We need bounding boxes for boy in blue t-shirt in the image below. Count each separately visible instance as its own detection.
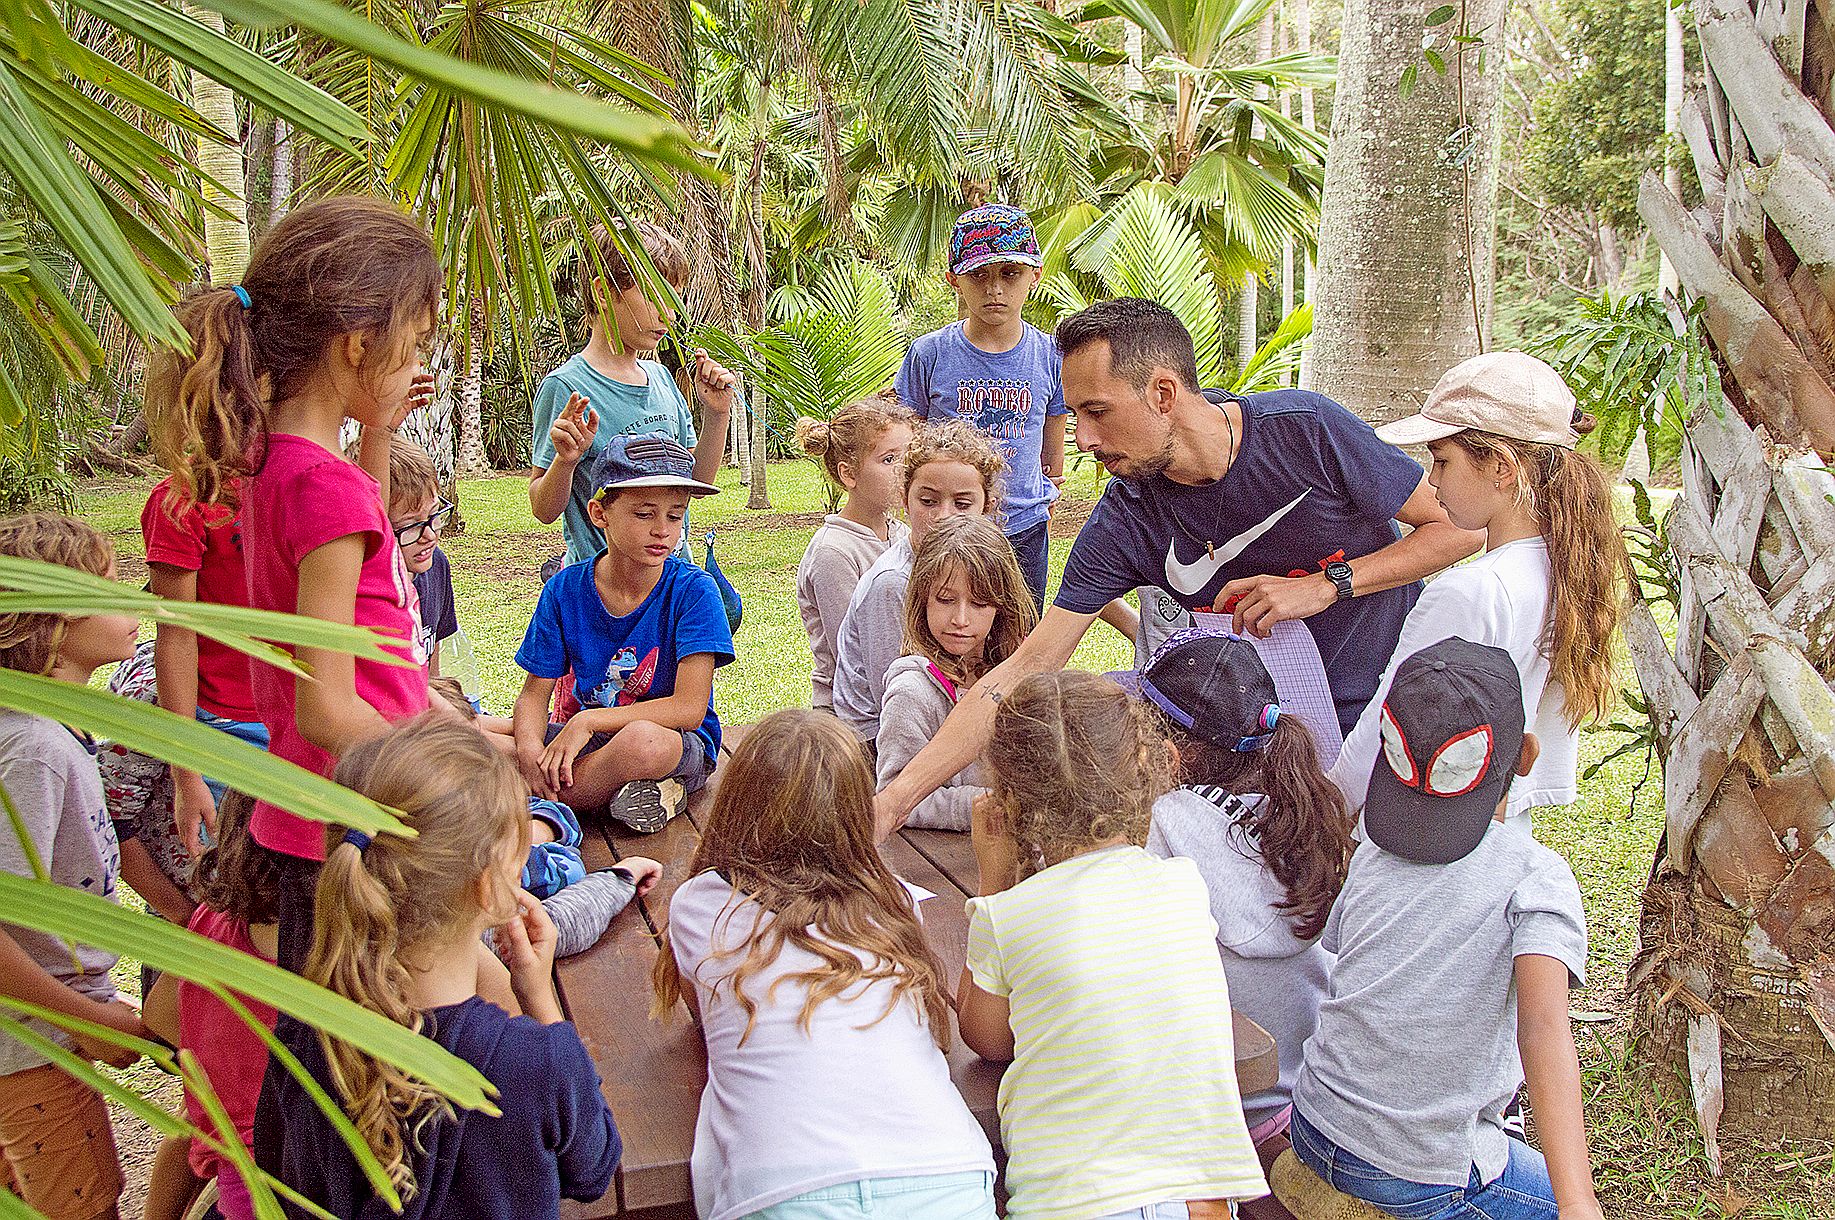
[529,220,737,568]
[896,204,1068,609]
[513,433,736,832]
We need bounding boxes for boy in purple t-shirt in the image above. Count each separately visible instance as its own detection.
[896,205,1067,609]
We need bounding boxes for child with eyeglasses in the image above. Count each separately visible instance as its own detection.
[377,436,516,748]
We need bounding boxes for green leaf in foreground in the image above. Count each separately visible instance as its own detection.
[0,671,412,838]
[0,874,496,1112]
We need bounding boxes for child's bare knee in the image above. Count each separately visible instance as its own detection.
[615,721,684,775]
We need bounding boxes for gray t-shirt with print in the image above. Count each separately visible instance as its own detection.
[0,709,122,1076]
[1293,820,1587,1188]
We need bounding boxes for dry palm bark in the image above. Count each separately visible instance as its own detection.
[1632,0,1835,1166]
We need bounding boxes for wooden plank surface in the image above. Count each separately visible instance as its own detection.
[558,724,1278,1215]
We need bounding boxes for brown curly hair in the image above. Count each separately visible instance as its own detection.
[652,709,951,1049]
[904,418,1006,514]
[984,670,1173,870]
[192,791,286,928]
[0,513,116,676]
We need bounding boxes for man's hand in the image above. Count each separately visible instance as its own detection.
[1214,571,1337,638]
[539,718,596,793]
[692,349,737,415]
[549,393,599,468]
[173,770,217,858]
[617,856,663,898]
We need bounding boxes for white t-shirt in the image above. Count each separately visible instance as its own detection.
[966,846,1267,1219]
[1329,537,1575,829]
[668,872,992,1220]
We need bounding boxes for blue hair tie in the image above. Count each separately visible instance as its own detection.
[1259,704,1281,732]
[229,284,252,310]
[342,828,372,853]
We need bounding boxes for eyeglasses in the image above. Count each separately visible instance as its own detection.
[393,498,454,547]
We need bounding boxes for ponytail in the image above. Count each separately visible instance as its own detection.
[147,196,441,509]
[313,714,528,1201]
[1452,430,1627,728]
[1174,716,1351,942]
[308,835,448,1202]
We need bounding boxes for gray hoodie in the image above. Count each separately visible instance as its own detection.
[1147,786,1334,1128]
[875,654,987,831]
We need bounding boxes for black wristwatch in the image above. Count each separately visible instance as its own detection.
[1325,559,1354,601]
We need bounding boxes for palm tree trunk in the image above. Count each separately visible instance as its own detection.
[1305,0,1508,419]
[1630,0,1835,1161]
[455,294,488,478]
[744,117,772,510]
[183,3,250,282]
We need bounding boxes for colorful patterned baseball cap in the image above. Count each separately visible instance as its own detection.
[949,204,1043,275]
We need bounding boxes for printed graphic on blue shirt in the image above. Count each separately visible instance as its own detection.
[514,555,735,757]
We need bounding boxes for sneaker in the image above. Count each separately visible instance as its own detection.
[608,778,686,834]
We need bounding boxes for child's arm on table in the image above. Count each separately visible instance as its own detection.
[513,673,561,799]
[293,535,394,758]
[1517,953,1604,1220]
[540,654,716,792]
[0,928,145,1067]
[957,793,1017,1062]
[147,564,217,856]
[116,835,195,925]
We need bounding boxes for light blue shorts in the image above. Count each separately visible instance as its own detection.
[746,1171,996,1219]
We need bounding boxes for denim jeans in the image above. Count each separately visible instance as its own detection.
[194,708,270,803]
[1289,1110,1555,1220]
[747,1170,996,1219]
[1007,519,1050,614]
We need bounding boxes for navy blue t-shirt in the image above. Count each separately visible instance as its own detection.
[1056,389,1424,731]
[268,996,619,1219]
[411,547,459,661]
[515,554,736,758]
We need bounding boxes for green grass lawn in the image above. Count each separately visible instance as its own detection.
[74,463,1833,1218]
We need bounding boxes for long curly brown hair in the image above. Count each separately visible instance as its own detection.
[652,710,951,1048]
[1172,719,1351,941]
[147,196,440,510]
[984,671,1174,870]
[1449,427,1627,727]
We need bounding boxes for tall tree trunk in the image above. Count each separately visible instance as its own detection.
[1296,0,1319,384]
[1660,0,1686,294]
[743,118,772,510]
[268,119,292,228]
[183,4,250,282]
[455,294,488,478]
[1305,0,1507,419]
[1630,0,1835,1161]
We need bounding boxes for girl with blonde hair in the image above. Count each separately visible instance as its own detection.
[876,515,1038,830]
[654,709,995,1219]
[960,671,1268,1219]
[260,716,620,1218]
[832,418,1006,747]
[794,396,914,709]
[1331,352,1628,829]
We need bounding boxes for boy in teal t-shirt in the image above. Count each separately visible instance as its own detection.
[530,220,737,566]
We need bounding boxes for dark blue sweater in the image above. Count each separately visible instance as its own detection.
[266,996,619,1219]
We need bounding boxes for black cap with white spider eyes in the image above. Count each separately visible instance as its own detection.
[1362,636,1525,865]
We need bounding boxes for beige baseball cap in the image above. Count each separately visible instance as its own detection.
[1377,351,1581,449]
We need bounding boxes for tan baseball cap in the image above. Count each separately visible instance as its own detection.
[1377,351,1581,449]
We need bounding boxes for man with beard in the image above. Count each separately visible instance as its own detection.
[875,296,1479,837]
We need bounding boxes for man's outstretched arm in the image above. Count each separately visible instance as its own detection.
[874,605,1097,840]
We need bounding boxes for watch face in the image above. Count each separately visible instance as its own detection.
[1327,561,1352,581]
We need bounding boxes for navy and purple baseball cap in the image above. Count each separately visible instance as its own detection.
[1114,629,1284,754]
[949,204,1043,276]
[591,433,719,499]
[1363,637,1525,864]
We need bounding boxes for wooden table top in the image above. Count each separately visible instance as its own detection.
[556,727,1279,1219]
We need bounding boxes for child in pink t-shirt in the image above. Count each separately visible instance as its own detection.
[148,195,442,971]
[145,793,281,1220]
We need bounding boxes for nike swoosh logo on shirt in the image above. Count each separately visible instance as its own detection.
[1163,489,1313,597]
